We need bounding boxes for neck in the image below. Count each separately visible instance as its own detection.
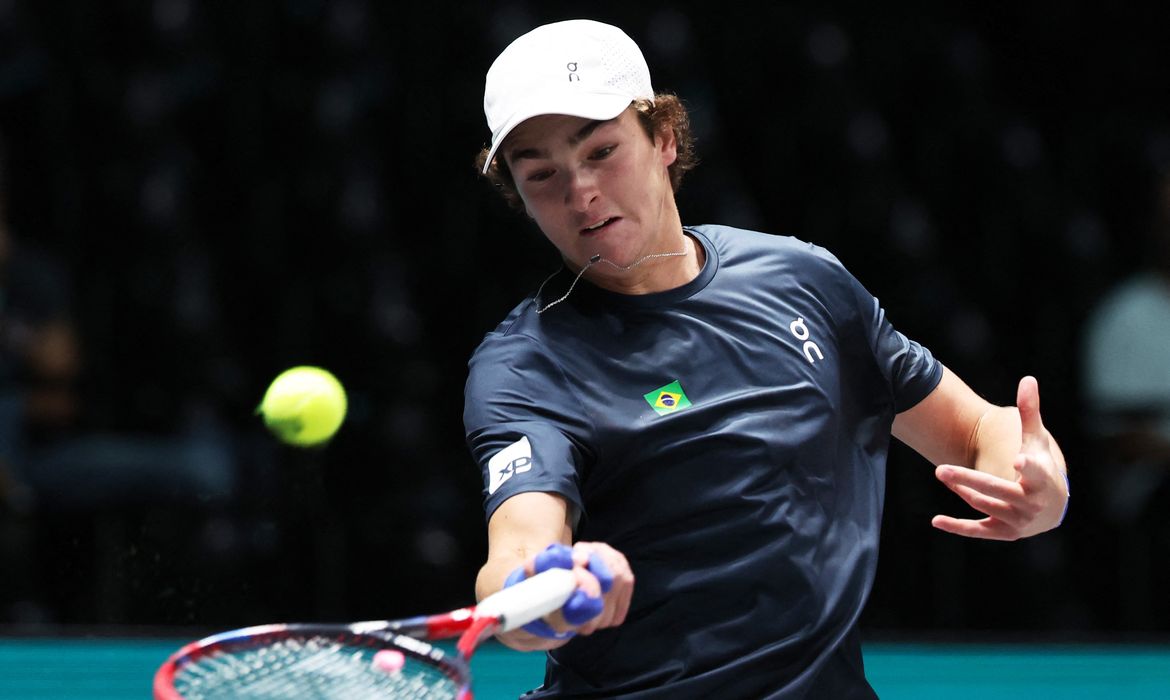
[583,230,702,296]
[535,224,705,315]
[583,198,702,294]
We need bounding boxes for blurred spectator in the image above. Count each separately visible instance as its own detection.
[1083,172,1170,491]
[0,140,235,514]
[0,138,81,622]
[0,144,81,513]
[1081,169,1170,626]
[0,137,238,624]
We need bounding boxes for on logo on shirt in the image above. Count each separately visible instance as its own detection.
[487,436,534,495]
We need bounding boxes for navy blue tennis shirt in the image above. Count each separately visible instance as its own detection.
[464,225,942,698]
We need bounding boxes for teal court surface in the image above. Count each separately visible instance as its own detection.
[1,636,1169,699]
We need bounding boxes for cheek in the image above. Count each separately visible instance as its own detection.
[519,188,554,222]
[603,159,638,192]
[518,192,568,240]
[611,158,658,200]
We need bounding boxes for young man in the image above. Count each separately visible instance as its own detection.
[465,19,1069,699]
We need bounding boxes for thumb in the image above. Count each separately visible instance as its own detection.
[1016,375,1048,448]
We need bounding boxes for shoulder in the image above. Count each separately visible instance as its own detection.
[469,294,546,359]
[469,317,547,374]
[692,224,846,275]
[691,225,858,311]
[696,226,890,340]
[467,304,567,396]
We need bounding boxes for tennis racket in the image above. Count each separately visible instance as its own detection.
[153,567,577,700]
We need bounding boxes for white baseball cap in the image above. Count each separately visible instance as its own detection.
[482,19,654,174]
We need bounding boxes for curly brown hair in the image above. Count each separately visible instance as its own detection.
[475,94,697,212]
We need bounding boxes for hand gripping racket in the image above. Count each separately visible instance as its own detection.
[153,567,577,700]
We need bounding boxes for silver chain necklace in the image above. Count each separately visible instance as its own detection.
[535,237,693,314]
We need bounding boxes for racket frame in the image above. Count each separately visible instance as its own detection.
[153,567,577,700]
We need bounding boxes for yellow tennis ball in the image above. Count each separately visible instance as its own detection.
[258,366,347,446]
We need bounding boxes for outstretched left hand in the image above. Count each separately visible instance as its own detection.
[932,376,1069,541]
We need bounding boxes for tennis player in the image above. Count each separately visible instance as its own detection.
[464,19,1069,699]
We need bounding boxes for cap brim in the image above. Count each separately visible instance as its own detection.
[482,92,634,174]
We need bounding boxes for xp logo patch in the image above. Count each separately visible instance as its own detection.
[644,380,693,416]
[487,436,533,495]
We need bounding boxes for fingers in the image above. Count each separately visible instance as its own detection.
[937,465,1040,528]
[933,464,1047,540]
[931,514,1021,541]
[570,542,634,634]
[936,464,1023,502]
[1016,376,1049,450]
[585,552,614,593]
[520,541,634,637]
[561,577,604,626]
[532,542,575,575]
[946,482,1021,525]
[1013,450,1052,492]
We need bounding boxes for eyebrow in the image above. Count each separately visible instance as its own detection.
[508,119,607,164]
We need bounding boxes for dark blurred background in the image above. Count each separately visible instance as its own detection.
[1,0,1168,639]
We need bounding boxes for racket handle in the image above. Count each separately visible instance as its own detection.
[477,567,577,632]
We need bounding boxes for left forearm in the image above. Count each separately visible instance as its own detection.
[972,404,1067,480]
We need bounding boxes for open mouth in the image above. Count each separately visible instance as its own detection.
[580,217,618,235]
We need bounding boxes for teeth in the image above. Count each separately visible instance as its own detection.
[584,218,611,231]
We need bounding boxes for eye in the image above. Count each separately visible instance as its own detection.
[525,169,554,183]
[590,145,616,160]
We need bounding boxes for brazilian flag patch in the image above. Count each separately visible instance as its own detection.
[644,380,693,416]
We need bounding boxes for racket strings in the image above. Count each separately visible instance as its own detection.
[173,636,459,699]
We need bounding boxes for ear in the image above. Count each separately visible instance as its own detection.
[656,125,678,168]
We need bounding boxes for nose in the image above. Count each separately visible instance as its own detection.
[564,168,599,211]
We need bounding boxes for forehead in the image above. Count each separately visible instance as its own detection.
[504,109,639,155]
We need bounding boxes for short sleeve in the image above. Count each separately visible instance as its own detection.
[463,332,590,522]
[821,249,943,413]
[862,295,943,412]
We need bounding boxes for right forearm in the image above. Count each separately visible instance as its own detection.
[478,492,577,651]
[475,554,525,603]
